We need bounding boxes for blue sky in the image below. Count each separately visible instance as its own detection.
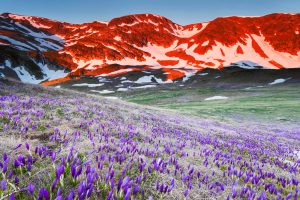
[1,0,299,24]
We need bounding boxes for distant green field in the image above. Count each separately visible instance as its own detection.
[123,84,300,123]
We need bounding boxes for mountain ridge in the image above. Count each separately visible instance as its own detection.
[0,12,300,85]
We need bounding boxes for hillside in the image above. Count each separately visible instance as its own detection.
[0,78,299,199]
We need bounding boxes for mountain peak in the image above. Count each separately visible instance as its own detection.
[108,13,176,27]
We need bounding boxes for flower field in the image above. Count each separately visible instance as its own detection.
[0,79,299,200]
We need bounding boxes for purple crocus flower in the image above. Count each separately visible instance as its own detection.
[110,179,115,189]
[286,193,292,200]
[292,178,299,186]
[159,184,164,193]
[17,154,25,166]
[27,157,32,171]
[184,189,189,198]
[77,182,85,196]
[56,187,62,197]
[133,184,140,195]
[123,176,130,186]
[13,159,20,168]
[258,191,267,200]
[87,186,93,198]
[2,162,8,173]
[3,153,8,161]
[117,177,123,191]
[232,185,237,199]
[71,165,76,178]
[56,165,65,179]
[66,190,75,200]
[9,193,14,200]
[76,166,83,177]
[25,142,30,150]
[124,188,131,200]
[14,176,19,185]
[14,144,22,150]
[8,170,13,179]
[51,178,58,191]
[32,124,37,130]
[106,190,113,200]
[38,188,49,200]
[51,152,56,162]
[27,183,35,195]
[1,179,6,191]
[197,171,201,178]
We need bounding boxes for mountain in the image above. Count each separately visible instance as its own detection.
[0,12,300,85]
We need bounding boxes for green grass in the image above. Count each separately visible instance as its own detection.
[123,84,300,123]
[37,124,47,131]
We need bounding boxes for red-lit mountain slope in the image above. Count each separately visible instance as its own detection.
[0,13,299,84]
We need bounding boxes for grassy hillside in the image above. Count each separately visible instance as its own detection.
[123,84,300,124]
[0,78,299,200]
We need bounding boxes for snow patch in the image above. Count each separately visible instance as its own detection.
[233,61,261,69]
[132,85,156,89]
[3,60,68,84]
[148,19,159,26]
[72,83,104,87]
[205,96,228,101]
[269,78,290,85]
[117,88,129,92]
[135,75,164,84]
[202,41,210,46]
[5,60,12,67]
[36,63,68,81]
[182,71,196,82]
[0,35,35,50]
[104,96,118,100]
[90,90,115,94]
[15,22,63,43]
[114,36,122,41]
[11,66,41,84]
[199,73,208,76]
[119,21,139,27]
[173,69,197,82]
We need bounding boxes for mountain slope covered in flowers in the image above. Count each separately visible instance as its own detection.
[0,78,299,200]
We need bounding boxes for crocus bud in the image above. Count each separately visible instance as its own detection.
[1,179,6,191]
[9,193,14,200]
[27,183,35,195]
